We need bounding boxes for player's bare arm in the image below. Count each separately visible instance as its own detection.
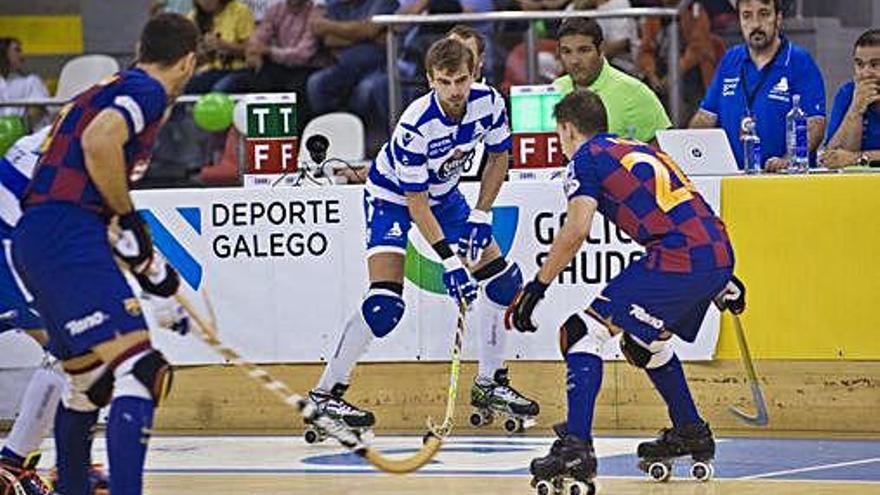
[406,191,447,246]
[81,109,135,215]
[475,150,509,212]
[535,196,597,285]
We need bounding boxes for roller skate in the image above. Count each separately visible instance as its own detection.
[470,368,539,434]
[529,423,596,495]
[0,453,55,495]
[303,383,375,444]
[637,421,715,483]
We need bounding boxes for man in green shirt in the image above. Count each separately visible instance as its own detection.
[554,17,672,145]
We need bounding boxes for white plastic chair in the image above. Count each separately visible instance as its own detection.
[55,55,120,100]
[299,112,366,164]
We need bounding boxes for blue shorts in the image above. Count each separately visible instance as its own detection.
[588,258,732,344]
[364,189,471,256]
[0,224,43,333]
[12,203,147,360]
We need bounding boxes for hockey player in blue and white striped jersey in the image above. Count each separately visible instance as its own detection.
[308,37,540,433]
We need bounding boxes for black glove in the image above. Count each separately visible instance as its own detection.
[713,275,746,315]
[504,279,549,333]
[135,257,180,298]
[113,211,153,272]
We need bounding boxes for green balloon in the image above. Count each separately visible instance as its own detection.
[193,92,234,132]
[0,116,26,155]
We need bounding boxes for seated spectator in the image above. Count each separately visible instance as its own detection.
[186,0,255,94]
[638,0,724,119]
[306,0,397,122]
[689,0,825,172]
[570,0,641,76]
[821,29,880,169]
[0,37,50,129]
[244,0,327,130]
[241,0,285,23]
[554,18,672,144]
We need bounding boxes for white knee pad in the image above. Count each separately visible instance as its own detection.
[621,333,674,369]
[559,312,612,356]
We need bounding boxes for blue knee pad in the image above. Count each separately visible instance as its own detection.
[361,283,405,338]
[484,261,523,307]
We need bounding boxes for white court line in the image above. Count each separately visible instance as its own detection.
[741,457,880,480]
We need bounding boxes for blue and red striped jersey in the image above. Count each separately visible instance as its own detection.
[564,133,734,273]
[23,68,167,216]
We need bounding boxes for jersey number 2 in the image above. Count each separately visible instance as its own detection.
[619,151,696,212]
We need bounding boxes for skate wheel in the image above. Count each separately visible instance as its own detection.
[503,417,523,434]
[303,428,320,444]
[691,461,714,482]
[470,412,485,427]
[535,479,554,495]
[647,461,671,482]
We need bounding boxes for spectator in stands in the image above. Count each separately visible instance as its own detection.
[820,29,880,169]
[570,0,641,76]
[638,0,724,120]
[305,0,397,120]
[553,18,672,144]
[150,0,194,15]
[186,0,255,93]
[0,37,49,128]
[244,0,327,129]
[690,0,825,172]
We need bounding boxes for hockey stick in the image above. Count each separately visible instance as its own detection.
[173,292,443,474]
[426,299,468,438]
[728,314,769,427]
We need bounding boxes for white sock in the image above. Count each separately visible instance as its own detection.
[316,309,374,393]
[475,296,507,382]
[4,362,65,457]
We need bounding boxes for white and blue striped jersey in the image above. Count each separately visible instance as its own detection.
[0,126,48,230]
[367,82,511,205]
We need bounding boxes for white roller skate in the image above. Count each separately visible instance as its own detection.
[304,383,375,444]
[470,368,539,434]
[637,421,715,483]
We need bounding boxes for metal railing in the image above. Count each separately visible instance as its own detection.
[372,7,682,125]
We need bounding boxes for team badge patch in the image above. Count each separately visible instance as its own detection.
[124,297,142,317]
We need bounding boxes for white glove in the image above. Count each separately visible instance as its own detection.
[143,294,190,335]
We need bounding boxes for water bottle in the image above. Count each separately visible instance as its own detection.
[785,94,809,173]
[741,117,762,174]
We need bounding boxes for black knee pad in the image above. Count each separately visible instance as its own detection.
[85,368,115,408]
[620,333,652,368]
[558,313,588,356]
[133,350,174,406]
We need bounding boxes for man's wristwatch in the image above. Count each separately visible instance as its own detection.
[857,152,869,167]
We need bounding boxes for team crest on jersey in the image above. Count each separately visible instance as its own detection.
[437,148,475,181]
[124,297,142,317]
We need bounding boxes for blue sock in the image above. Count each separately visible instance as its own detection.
[0,446,25,466]
[565,352,603,442]
[646,353,702,427]
[54,404,99,495]
[107,396,154,495]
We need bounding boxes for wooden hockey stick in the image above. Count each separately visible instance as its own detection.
[728,314,769,427]
[174,292,443,474]
[426,300,468,438]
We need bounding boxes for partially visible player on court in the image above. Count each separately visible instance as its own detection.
[307,38,539,431]
[11,14,198,495]
[507,90,745,485]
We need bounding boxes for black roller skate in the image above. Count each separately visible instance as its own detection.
[470,368,540,434]
[637,421,715,482]
[304,383,375,444]
[529,423,596,495]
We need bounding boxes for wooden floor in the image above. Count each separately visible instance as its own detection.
[144,474,879,495]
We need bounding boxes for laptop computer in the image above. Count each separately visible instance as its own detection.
[656,129,740,176]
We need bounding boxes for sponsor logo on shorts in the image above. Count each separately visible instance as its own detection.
[65,311,109,336]
[124,298,142,317]
[628,304,664,330]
